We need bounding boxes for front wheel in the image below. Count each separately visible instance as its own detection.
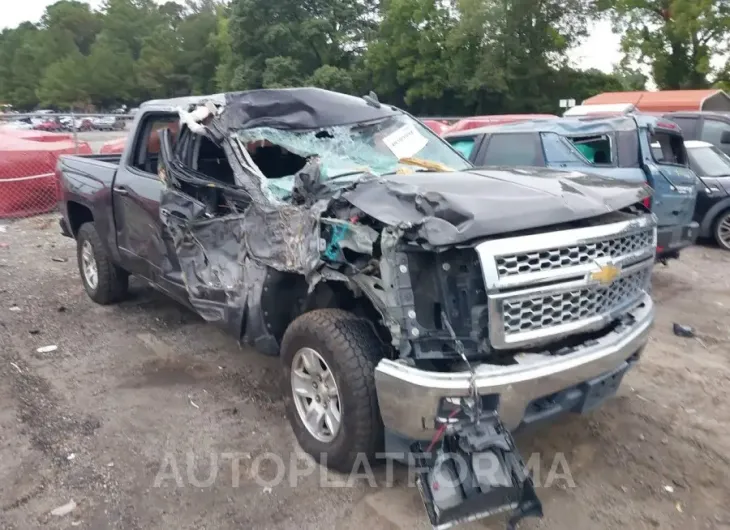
[280,309,384,473]
[714,210,730,251]
[76,223,129,304]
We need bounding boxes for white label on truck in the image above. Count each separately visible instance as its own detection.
[382,123,428,159]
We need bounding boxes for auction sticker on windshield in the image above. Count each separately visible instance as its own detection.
[382,123,429,159]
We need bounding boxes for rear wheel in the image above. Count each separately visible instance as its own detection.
[280,309,384,473]
[714,210,730,251]
[76,223,129,304]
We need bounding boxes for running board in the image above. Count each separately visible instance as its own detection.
[413,412,543,530]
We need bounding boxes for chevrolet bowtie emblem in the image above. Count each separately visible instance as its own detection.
[590,263,620,285]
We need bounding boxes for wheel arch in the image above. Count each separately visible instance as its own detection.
[256,270,393,353]
[66,200,94,236]
[699,197,730,238]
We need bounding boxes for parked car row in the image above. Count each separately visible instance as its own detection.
[1,115,128,132]
[431,110,730,254]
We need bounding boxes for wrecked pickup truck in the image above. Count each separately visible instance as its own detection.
[59,88,656,529]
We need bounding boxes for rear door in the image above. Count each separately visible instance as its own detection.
[112,111,181,283]
[643,127,697,228]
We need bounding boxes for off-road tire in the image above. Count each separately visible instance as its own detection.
[714,209,730,251]
[76,222,129,304]
[280,309,384,473]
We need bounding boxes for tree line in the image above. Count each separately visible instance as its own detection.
[0,0,728,115]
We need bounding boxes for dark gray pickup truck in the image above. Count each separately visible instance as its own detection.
[59,88,657,529]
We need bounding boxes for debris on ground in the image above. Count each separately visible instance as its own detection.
[58,306,67,312]
[29,329,40,335]
[67,453,76,461]
[10,362,22,373]
[0,225,7,233]
[36,345,58,353]
[188,397,200,409]
[50,500,77,516]
[51,257,68,263]
[664,485,674,493]
[673,323,695,337]
[9,305,21,312]
[0,242,8,249]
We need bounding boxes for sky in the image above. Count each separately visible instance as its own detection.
[1,1,625,75]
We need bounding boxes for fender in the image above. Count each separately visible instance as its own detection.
[699,197,730,238]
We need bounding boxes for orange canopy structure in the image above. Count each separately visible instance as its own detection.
[582,90,730,113]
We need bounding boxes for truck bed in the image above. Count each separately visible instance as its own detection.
[58,153,119,187]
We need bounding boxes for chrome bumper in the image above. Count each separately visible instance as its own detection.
[374,294,654,440]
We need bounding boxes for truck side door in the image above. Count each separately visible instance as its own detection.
[112,111,181,284]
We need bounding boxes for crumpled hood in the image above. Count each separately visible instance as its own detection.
[341,166,650,246]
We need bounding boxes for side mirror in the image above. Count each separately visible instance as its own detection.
[720,130,730,144]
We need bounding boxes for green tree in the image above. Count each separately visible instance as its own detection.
[177,6,220,94]
[36,50,90,108]
[85,38,136,108]
[601,0,730,89]
[212,9,235,91]
[365,0,455,112]
[308,65,355,94]
[0,24,45,109]
[41,1,102,55]
[228,0,376,89]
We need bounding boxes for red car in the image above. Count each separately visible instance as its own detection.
[446,114,558,134]
[33,119,63,132]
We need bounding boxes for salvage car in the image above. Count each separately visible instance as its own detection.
[443,115,699,262]
[58,88,657,529]
[673,141,730,250]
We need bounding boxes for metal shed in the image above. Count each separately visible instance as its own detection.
[582,90,730,113]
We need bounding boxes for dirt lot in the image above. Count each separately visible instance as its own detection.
[1,215,729,530]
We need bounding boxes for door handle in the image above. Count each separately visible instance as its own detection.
[113,186,129,196]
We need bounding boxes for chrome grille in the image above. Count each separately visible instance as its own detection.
[496,229,653,278]
[476,215,657,349]
[502,267,651,335]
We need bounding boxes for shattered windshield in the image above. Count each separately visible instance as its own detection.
[233,114,471,198]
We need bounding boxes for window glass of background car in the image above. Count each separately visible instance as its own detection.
[541,132,586,165]
[669,117,699,138]
[687,145,730,177]
[483,133,542,166]
[446,137,477,159]
[132,116,179,174]
[648,131,687,166]
[568,134,613,165]
[700,119,730,147]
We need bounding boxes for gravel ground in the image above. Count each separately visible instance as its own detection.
[0,215,729,530]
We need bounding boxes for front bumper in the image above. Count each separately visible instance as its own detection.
[656,221,698,257]
[374,294,654,441]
